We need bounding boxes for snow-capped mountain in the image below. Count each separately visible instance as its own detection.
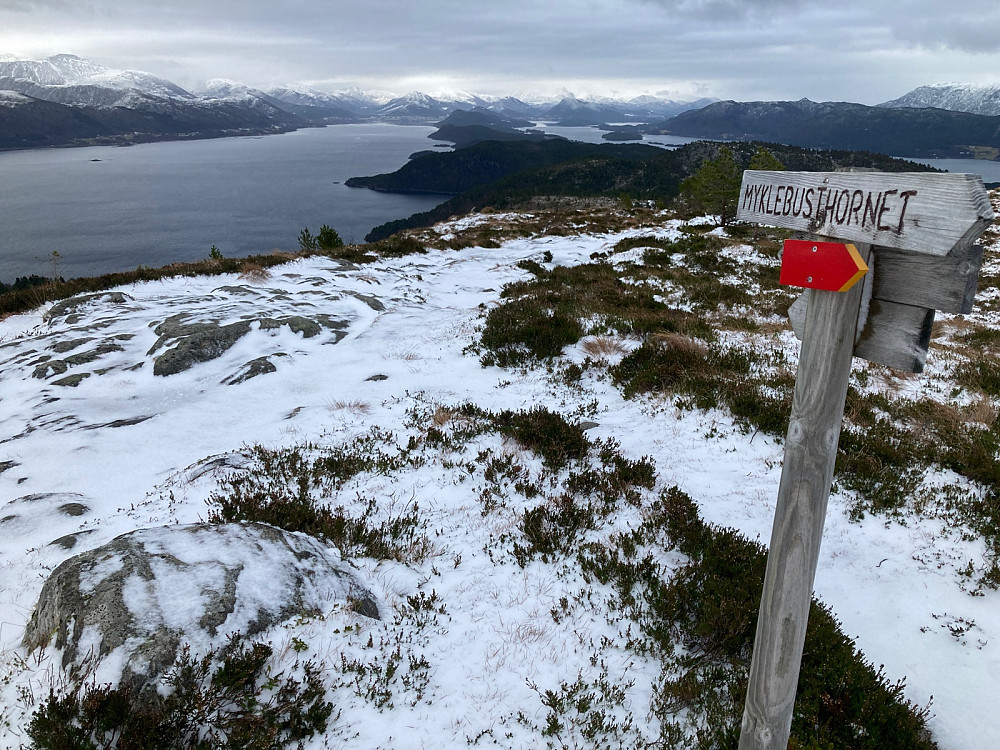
[376,91,455,121]
[625,95,719,119]
[486,95,549,118]
[0,52,721,150]
[879,83,1000,117]
[323,86,396,114]
[0,53,193,99]
[0,53,107,85]
[540,95,640,125]
[264,84,393,118]
[195,78,270,101]
[0,55,307,149]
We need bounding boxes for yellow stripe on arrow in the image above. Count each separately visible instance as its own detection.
[837,244,869,292]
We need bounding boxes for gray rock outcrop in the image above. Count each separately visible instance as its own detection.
[23,522,379,690]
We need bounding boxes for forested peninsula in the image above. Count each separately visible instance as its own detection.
[348,135,938,241]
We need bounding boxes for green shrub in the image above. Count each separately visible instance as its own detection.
[479,298,584,366]
[614,487,936,749]
[501,406,589,469]
[28,636,333,750]
[955,354,1000,398]
[205,432,429,563]
[610,336,791,435]
[369,234,426,257]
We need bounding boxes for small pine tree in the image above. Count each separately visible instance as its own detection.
[748,146,786,172]
[298,228,319,252]
[680,146,742,225]
[317,224,344,251]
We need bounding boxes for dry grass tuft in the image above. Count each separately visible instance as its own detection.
[328,399,372,415]
[432,406,455,426]
[581,336,628,359]
[965,396,998,427]
[649,331,709,358]
[383,349,422,362]
[238,262,271,283]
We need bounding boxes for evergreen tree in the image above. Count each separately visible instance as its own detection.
[680,146,742,225]
[317,224,344,250]
[749,146,786,171]
[298,228,319,252]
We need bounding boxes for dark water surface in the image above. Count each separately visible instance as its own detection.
[3,123,996,283]
[910,157,1000,185]
[0,124,446,280]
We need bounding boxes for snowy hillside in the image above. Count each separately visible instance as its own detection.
[1,200,999,748]
[880,83,1000,117]
[0,53,193,99]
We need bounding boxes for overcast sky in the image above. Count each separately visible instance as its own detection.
[2,0,999,103]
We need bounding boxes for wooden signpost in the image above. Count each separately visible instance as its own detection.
[735,170,994,750]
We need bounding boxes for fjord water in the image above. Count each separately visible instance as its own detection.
[0,125,447,281]
[3,123,996,283]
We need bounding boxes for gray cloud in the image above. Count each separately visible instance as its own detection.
[635,0,805,21]
[0,0,997,103]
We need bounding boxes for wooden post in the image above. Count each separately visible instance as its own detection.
[735,169,993,749]
[739,244,871,749]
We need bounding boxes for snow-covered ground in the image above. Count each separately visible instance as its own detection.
[1,219,998,748]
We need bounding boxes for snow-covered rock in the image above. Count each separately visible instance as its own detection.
[22,522,379,690]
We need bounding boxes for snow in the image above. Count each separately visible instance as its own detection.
[1,218,999,747]
[0,90,30,107]
[880,82,1000,117]
[195,78,265,101]
[0,54,193,101]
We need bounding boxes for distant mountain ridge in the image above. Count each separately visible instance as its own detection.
[0,53,718,150]
[879,83,1000,117]
[0,54,308,149]
[656,98,1000,159]
[4,53,999,162]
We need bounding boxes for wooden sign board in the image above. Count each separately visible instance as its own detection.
[788,290,936,373]
[786,244,984,372]
[737,171,994,256]
[871,244,983,314]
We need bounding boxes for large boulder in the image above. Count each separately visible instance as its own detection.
[23,522,379,689]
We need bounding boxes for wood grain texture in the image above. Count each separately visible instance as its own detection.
[871,244,983,314]
[739,244,871,750]
[789,292,935,373]
[737,171,994,256]
[854,300,935,373]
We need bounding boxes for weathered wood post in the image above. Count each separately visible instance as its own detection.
[735,170,994,749]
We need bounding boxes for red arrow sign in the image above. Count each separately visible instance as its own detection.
[779,239,868,292]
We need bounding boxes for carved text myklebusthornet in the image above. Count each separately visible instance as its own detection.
[741,183,917,234]
[735,171,994,255]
